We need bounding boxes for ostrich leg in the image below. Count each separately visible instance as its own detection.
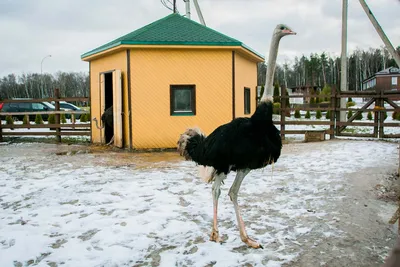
[228,169,263,249]
[106,135,114,146]
[210,173,226,243]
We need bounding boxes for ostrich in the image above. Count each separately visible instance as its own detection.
[177,24,296,249]
[93,105,114,145]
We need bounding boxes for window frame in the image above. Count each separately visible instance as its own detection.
[244,87,251,115]
[170,84,196,116]
[392,76,398,86]
[32,102,48,111]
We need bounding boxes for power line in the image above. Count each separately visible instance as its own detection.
[160,0,180,14]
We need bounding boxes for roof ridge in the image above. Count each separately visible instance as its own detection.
[81,14,177,57]
[118,13,177,41]
[175,13,241,43]
[81,13,264,60]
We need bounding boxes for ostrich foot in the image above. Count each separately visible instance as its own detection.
[241,235,263,249]
[210,229,222,243]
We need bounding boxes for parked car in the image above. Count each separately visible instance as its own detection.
[51,101,83,119]
[0,100,55,121]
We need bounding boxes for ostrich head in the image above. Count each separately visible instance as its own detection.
[273,24,296,38]
[261,24,296,102]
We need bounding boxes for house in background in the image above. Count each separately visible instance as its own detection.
[362,67,400,91]
[81,13,264,149]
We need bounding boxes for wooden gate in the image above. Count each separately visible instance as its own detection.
[277,88,400,140]
[336,90,400,138]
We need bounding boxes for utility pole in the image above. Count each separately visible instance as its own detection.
[340,0,348,122]
[358,0,400,68]
[40,54,51,98]
[184,0,191,19]
[193,0,206,26]
[173,0,177,13]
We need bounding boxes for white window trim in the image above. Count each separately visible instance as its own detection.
[392,76,398,86]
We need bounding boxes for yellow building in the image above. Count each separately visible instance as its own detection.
[81,13,264,149]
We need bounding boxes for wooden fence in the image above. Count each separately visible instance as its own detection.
[275,88,400,140]
[0,89,90,142]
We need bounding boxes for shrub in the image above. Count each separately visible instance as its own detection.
[321,84,331,102]
[80,113,88,122]
[356,112,363,120]
[48,114,56,124]
[60,113,67,123]
[325,110,331,119]
[383,111,388,121]
[35,114,43,124]
[23,115,30,125]
[294,109,301,118]
[346,101,356,108]
[367,111,373,121]
[392,111,400,121]
[316,110,322,119]
[5,115,14,130]
[310,97,315,104]
[347,110,353,119]
[305,110,311,119]
[347,97,353,102]
[273,83,280,103]
[284,90,290,110]
[5,115,14,125]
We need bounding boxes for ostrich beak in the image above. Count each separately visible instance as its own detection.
[283,29,296,35]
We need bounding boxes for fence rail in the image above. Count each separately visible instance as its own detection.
[0,88,90,142]
[273,87,400,140]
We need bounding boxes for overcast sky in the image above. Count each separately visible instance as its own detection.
[0,0,399,77]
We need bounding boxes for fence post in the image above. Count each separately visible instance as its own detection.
[71,114,76,129]
[379,90,384,138]
[280,87,286,141]
[54,88,61,143]
[0,119,3,142]
[373,89,379,138]
[330,87,336,139]
[334,87,340,136]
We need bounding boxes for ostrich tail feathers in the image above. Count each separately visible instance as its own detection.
[198,165,217,183]
[177,127,205,161]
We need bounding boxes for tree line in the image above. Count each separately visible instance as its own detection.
[258,46,400,91]
[0,71,89,100]
[0,46,399,101]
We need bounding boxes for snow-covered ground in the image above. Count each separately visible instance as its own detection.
[0,140,399,266]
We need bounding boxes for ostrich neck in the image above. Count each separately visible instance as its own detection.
[262,34,281,100]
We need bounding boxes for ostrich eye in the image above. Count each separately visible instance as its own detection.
[280,26,285,30]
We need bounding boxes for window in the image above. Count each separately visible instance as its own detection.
[170,85,196,116]
[17,103,31,111]
[392,76,398,86]
[244,87,251,114]
[32,103,47,110]
[60,103,75,110]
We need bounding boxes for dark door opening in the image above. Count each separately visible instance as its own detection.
[104,72,114,143]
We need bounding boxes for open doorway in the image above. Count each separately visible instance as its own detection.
[104,72,114,144]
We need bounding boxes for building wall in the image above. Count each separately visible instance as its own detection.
[234,52,258,118]
[89,51,130,147]
[129,48,233,149]
[377,75,400,91]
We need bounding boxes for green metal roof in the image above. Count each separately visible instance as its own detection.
[81,13,264,60]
